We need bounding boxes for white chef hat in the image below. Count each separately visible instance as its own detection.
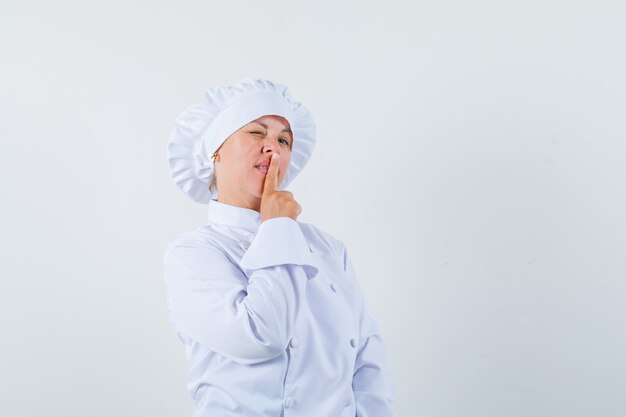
[167,78,316,203]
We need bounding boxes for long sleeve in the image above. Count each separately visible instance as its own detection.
[163,217,318,365]
[344,249,398,417]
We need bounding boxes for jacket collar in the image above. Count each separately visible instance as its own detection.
[207,199,261,232]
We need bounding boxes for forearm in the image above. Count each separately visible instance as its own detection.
[164,217,318,365]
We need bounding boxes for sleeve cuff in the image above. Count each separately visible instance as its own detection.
[240,217,319,279]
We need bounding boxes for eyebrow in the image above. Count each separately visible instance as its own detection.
[250,121,293,136]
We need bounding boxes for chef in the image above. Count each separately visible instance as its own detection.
[164,78,398,417]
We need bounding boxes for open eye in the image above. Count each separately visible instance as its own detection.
[279,138,290,146]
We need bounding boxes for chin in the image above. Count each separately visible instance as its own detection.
[246,183,263,200]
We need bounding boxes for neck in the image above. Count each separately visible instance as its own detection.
[217,191,261,212]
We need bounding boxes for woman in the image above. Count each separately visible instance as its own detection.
[164,79,397,417]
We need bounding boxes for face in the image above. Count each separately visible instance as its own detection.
[213,115,293,208]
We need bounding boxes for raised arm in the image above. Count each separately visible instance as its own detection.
[163,217,317,365]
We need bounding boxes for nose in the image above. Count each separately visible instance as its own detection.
[261,136,280,155]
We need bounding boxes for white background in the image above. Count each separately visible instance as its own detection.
[2,1,625,416]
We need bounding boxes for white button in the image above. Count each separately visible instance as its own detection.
[308,243,314,252]
[330,282,337,292]
[289,337,299,348]
[350,338,357,348]
[239,240,250,250]
[345,398,351,407]
[284,397,294,408]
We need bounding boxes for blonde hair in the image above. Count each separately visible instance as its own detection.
[208,170,217,194]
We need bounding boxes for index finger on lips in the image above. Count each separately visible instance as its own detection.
[263,153,279,193]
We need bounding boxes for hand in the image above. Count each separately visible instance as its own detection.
[260,153,302,222]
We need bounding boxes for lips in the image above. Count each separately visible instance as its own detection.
[255,159,270,175]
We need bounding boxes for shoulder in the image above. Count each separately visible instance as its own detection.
[164,230,213,257]
[163,230,238,278]
[164,223,240,256]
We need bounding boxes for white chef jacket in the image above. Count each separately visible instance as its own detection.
[163,199,397,417]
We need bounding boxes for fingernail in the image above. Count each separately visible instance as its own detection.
[272,153,279,159]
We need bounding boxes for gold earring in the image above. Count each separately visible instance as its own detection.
[211,152,220,162]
